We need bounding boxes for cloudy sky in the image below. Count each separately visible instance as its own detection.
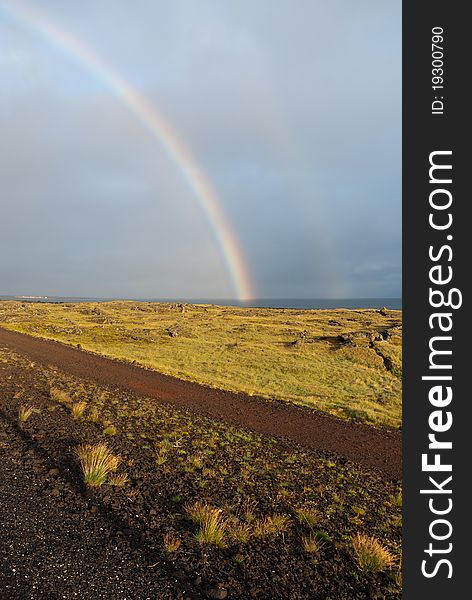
[0,0,401,300]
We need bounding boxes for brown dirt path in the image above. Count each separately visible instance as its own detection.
[0,327,401,478]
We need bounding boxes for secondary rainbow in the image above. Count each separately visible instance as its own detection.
[3,1,254,300]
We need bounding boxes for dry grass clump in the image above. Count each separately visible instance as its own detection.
[185,501,227,548]
[226,516,252,543]
[187,452,204,469]
[50,387,72,404]
[108,473,129,487]
[240,499,257,524]
[301,533,325,554]
[155,449,168,465]
[352,534,397,573]
[185,500,214,524]
[154,440,172,465]
[18,405,36,423]
[295,506,319,528]
[75,443,121,487]
[229,522,252,543]
[225,502,259,543]
[392,490,402,508]
[88,407,100,422]
[71,401,87,418]
[163,532,181,553]
[253,513,290,537]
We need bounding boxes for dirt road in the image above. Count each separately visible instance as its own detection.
[0,327,401,477]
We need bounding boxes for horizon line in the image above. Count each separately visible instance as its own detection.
[1,294,402,301]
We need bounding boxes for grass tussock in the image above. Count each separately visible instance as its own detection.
[392,491,402,508]
[239,500,257,525]
[301,533,325,554]
[108,473,129,487]
[71,401,87,418]
[226,514,253,543]
[253,513,290,537]
[185,501,227,548]
[50,387,72,404]
[88,407,100,422]
[155,450,167,465]
[154,440,171,465]
[18,405,36,423]
[75,443,121,487]
[163,532,181,553]
[229,522,252,543]
[352,534,397,573]
[187,452,204,469]
[295,506,319,528]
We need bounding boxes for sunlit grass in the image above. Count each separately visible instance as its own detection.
[352,534,397,573]
[75,442,121,487]
[295,506,319,528]
[0,300,402,427]
[71,401,87,418]
[50,387,72,404]
[18,405,36,423]
[301,533,325,554]
[88,406,100,422]
[108,473,128,487]
[253,513,290,537]
[185,501,227,548]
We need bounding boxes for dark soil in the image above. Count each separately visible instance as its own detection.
[0,421,182,599]
[0,328,401,478]
[0,344,401,599]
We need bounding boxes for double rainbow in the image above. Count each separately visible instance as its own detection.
[2,1,254,300]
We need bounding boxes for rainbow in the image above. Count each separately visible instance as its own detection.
[2,1,254,300]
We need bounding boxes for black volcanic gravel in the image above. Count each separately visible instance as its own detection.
[0,423,194,599]
[0,341,401,599]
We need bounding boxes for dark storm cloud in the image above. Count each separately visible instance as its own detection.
[0,0,401,299]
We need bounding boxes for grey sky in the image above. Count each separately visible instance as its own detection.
[0,0,401,299]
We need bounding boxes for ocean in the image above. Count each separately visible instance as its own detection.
[0,296,402,310]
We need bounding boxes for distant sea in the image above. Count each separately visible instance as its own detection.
[0,296,402,310]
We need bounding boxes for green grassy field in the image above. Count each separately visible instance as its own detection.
[0,301,402,428]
